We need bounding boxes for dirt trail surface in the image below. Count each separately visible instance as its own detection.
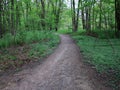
[1,35,112,90]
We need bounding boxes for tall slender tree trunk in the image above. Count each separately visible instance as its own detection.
[40,0,46,30]
[99,0,102,30]
[76,0,81,31]
[104,14,107,29]
[81,7,86,30]
[11,0,15,35]
[115,0,120,38]
[85,7,91,33]
[0,0,3,38]
[25,1,31,30]
[55,0,63,31]
[71,0,76,32]
[16,1,19,31]
[85,7,88,30]
[92,0,95,31]
[71,0,81,32]
[88,7,91,31]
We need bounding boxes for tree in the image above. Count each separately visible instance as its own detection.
[115,0,120,37]
[0,0,117,38]
[99,0,102,30]
[81,0,86,30]
[71,0,81,32]
[49,0,64,31]
[40,0,46,29]
[0,0,3,38]
[11,0,15,35]
[81,0,92,33]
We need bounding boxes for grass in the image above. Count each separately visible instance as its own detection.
[58,29,120,89]
[29,35,59,58]
[57,29,73,34]
[0,30,58,48]
[71,31,120,89]
[91,29,117,39]
[0,30,60,71]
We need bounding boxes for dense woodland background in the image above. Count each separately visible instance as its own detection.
[0,0,120,37]
[0,0,120,89]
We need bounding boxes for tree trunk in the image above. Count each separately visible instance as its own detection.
[71,0,76,32]
[115,0,120,38]
[0,0,3,38]
[55,0,63,31]
[92,0,95,31]
[81,7,86,30]
[85,7,91,33]
[99,0,102,30]
[104,14,107,29]
[76,0,81,31]
[71,0,80,32]
[40,0,46,30]
[11,0,15,35]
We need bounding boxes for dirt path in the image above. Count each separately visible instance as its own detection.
[1,35,112,90]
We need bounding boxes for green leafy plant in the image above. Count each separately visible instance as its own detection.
[72,34,120,89]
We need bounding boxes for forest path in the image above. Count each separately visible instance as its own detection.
[2,35,112,90]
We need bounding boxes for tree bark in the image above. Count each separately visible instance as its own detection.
[81,1,86,30]
[55,0,63,31]
[11,0,15,35]
[76,0,81,31]
[99,0,102,30]
[40,0,46,30]
[85,6,91,33]
[92,0,95,31]
[115,0,120,38]
[71,0,81,32]
[0,0,3,38]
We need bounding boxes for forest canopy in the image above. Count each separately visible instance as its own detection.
[0,0,119,38]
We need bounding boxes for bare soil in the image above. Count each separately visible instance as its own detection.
[0,35,113,90]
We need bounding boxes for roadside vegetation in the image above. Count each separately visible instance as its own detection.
[70,30,120,89]
[0,31,59,72]
[57,29,120,89]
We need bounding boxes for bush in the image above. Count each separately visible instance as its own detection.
[91,30,116,39]
[0,30,58,49]
[0,30,60,71]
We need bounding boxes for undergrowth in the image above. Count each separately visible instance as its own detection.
[0,30,60,71]
[91,30,117,39]
[0,30,57,48]
[72,32,120,89]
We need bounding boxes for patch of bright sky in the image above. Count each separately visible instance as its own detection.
[31,0,79,8]
[65,0,79,8]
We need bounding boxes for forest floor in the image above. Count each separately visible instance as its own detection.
[0,35,113,90]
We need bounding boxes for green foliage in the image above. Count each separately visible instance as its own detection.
[72,34,120,88]
[73,35,120,72]
[29,44,48,57]
[57,29,72,34]
[92,30,116,39]
[57,29,86,34]
[0,31,60,71]
[0,31,58,49]
[29,33,59,57]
